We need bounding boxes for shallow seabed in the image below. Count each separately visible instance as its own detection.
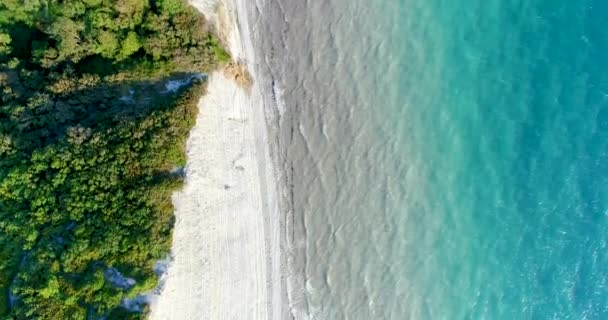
[251,0,608,319]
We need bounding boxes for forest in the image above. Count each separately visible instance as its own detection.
[0,0,227,318]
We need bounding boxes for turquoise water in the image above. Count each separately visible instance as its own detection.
[251,0,608,318]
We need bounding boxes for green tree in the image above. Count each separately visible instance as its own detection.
[114,0,149,29]
[0,32,10,56]
[118,31,142,60]
[0,0,229,317]
[96,31,119,59]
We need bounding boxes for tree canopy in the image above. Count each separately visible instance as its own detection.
[0,0,228,318]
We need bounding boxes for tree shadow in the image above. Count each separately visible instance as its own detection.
[1,72,206,154]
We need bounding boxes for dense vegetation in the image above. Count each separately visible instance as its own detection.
[0,0,227,318]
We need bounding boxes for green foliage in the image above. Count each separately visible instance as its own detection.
[0,0,43,25]
[0,0,223,71]
[0,0,227,318]
[97,31,120,59]
[0,73,204,318]
[157,0,187,15]
[119,32,143,61]
[207,35,231,63]
[0,32,10,56]
[108,307,145,320]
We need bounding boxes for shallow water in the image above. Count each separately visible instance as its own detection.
[249,0,608,319]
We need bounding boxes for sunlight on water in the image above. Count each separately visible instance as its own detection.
[251,0,608,318]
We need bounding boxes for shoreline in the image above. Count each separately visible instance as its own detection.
[149,0,287,319]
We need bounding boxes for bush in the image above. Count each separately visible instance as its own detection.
[0,0,225,318]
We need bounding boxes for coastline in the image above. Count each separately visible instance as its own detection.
[149,0,287,319]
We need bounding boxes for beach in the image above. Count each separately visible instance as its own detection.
[149,0,286,319]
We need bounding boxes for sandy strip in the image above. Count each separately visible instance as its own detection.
[148,0,284,319]
[149,71,268,320]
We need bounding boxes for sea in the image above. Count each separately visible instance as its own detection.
[247,0,608,319]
